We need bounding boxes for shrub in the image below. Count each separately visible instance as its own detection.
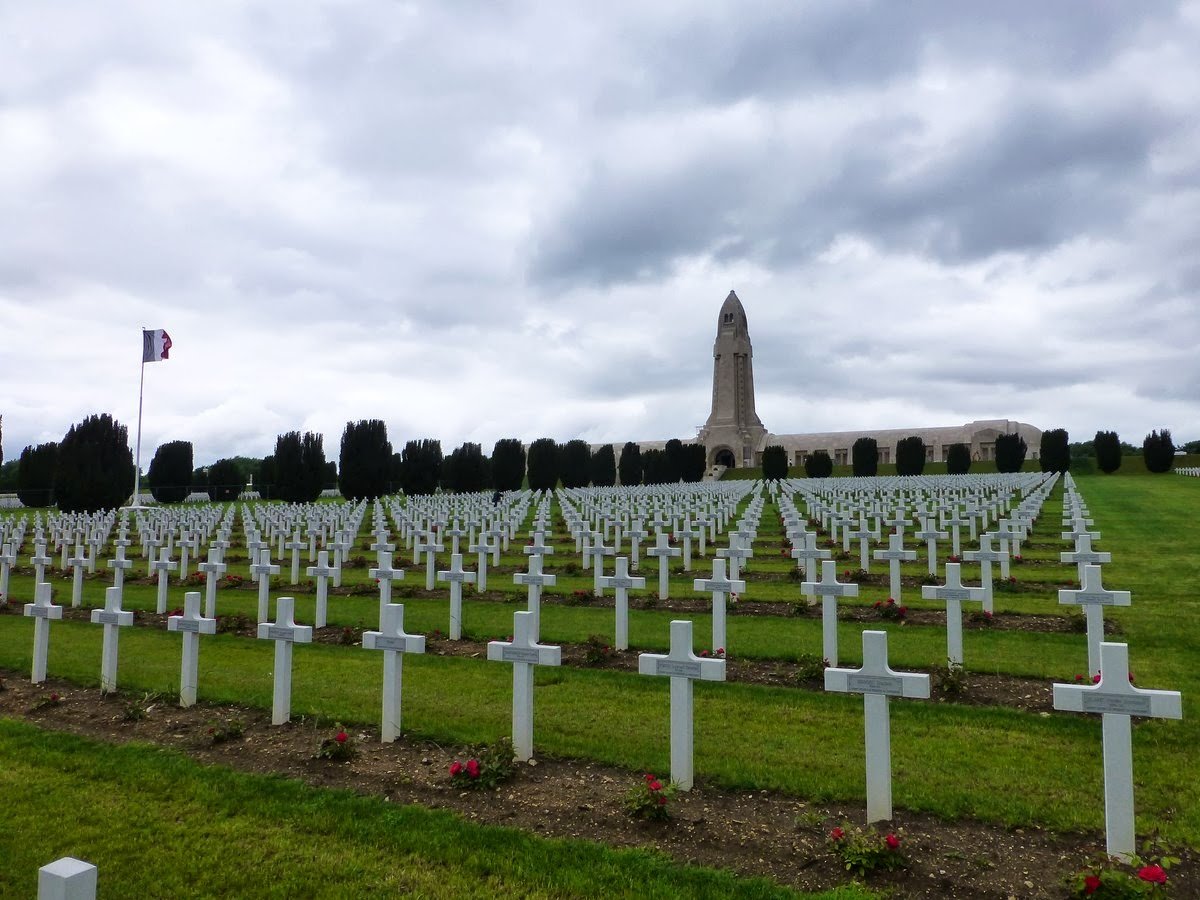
[617,441,642,486]
[761,444,789,480]
[828,824,906,876]
[147,440,193,503]
[559,439,591,488]
[316,723,358,760]
[945,442,971,475]
[804,450,833,479]
[995,433,1027,473]
[664,438,685,483]
[895,436,926,476]
[1095,430,1122,474]
[589,444,616,487]
[681,443,707,483]
[527,438,559,491]
[933,660,968,697]
[1039,428,1070,473]
[448,737,516,789]
[851,437,878,477]
[625,773,675,821]
[55,414,136,513]
[582,634,617,665]
[338,420,392,500]
[274,431,327,502]
[1142,429,1175,474]
[16,442,58,508]
[442,442,489,493]
[490,438,526,492]
[398,438,442,496]
[207,458,243,502]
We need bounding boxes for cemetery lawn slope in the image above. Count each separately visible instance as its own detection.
[0,719,868,900]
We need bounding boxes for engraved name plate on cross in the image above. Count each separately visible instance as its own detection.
[487,611,561,761]
[363,603,426,742]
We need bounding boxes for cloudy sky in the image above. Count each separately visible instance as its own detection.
[2,1,1198,467]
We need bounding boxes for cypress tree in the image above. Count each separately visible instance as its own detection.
[618,442,642,486]
[1039,428,1070,473]
[994,433,1027,473]
[1143,429,1175,473]
[559,440,591,488]
[681,443,707,483]
[147,440,193,503]
[55,414,136,513]
[642,448,670,484]
[945,443,971,475]
[526,438,559,491]
[590,444,616,487]
[804,450,833,479]
[490,438,526,492]
[664,439,685,483]
[761,445,788,479]
[207,458,243,501]
[443,442,489,493]
[339,420,392,500]
[17,442,58,507]
[1094,430,1122,474]
[895,436,926,476]
[851,437,878,477]
[273,432,305,502]
[399,439,443,495]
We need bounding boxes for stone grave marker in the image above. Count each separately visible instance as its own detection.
[24,582,63,683]
[825,630,930,823]
[1059,564,1131,676]
[693,557,745,654]
[167,590,217,707]
[256,596,313,725]
[801,559,859,667]
[637,619,725,790]
[362,602,426,742]
[90,586,134,693]
[597,556,645,651]
[437,552,477,640]
[487,610,561,761]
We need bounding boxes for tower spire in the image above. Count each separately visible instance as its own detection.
[698,291,766,469]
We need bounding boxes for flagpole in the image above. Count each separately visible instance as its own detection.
[131,329,147,509]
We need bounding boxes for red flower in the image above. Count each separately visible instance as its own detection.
[1137,864,1167,884]
[648,779,663,792]
[1092,673,1101,684]
[657,795,667,805]
[873,600,882,609]
[885,833,900,849]
[699,650,710,657]
[830,827,845,841]
[465,758,481,779]
[885,598,895,606]
[1083,875,1101,894]
[335,731,348,744]
[449,761,464,777]
[644,773,654,782]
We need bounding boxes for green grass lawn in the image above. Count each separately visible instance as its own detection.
[0,719,875,900]
[2,469,1198,894]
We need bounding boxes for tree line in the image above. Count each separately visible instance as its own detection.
[1,412,1189,511]
[757,428,1183,479]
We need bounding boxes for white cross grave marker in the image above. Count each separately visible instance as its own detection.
[513,553,556,640]
[150,546,177,614]
[873,531,916,602]
[1059,564,1131,677]
[693,557,745,654]
[24,582,63,683]
[285,532,305,585]
[167,590,217,706]
[825,630,930,823]
[437,552,478,640]
[962,534,1007,614]
[67,545,89,608]
[306,550,337,629]
[256,596,313,725]
[801,560,859,667]
[251,547,281,624]
[363,602,426,742]
[369,550,406,631]
[1052,642,1182,861]
[637,619,725,790]
[597,556,645,651]
[90,586,134,693]
[1061,534,1111,586]
[487,610,561,761]
[647,531,682,599]
[197,548,226,619]
[921,562,986,667]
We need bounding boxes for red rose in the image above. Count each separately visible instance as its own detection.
[466,759,481,779]
[657,795,667,805]
[1083,875,1101,894]
[1137,864,1167,884]
[644,773,654,782]
[335,731,348,743]
[449,761,464,777]
[1092,673,1101,684]
[830,827,845,841]
[885,833,900,849]
[648,779,662,792]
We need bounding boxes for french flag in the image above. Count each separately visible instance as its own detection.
[142,329,173,363]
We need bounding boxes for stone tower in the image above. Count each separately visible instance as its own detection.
[697,291,767,468]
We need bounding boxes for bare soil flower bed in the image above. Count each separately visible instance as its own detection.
[2,671,1193,899]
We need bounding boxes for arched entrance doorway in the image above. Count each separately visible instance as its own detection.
[715,448,735,468]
